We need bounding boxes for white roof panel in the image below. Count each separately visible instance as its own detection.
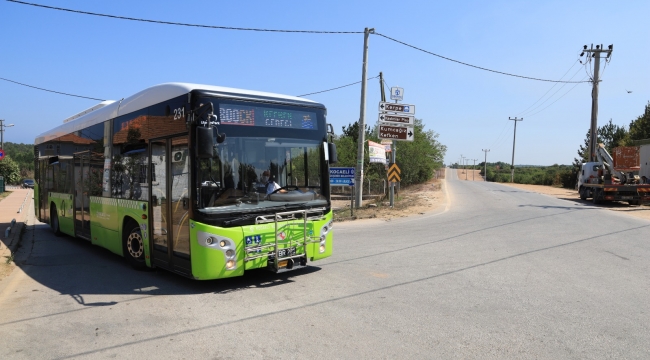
[35,83,320,145]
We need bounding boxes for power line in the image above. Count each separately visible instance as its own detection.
[515,60,579,116]
[10,1,596,85]
[373,33,589,84]
[7,0,362,34]
[525,76,588,118]
[297,75,379,97]
[0,76,105,101]
[517,65,583,117]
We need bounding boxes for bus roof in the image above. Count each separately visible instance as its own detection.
[34,82,322,145]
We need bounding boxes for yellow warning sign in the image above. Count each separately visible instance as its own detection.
[388,163,401,182]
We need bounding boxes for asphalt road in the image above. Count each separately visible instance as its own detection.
[1,169,649,359]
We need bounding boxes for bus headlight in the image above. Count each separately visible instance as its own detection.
[206,237,214,245]
[226,249,235,258]
[226,260,236,269]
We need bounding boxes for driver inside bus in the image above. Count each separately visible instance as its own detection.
[260,170,281,195]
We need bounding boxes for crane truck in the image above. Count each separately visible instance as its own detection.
[577,143,650,205]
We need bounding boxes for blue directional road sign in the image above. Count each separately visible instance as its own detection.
[329,167,355,186]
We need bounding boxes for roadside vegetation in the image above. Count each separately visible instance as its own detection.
[0,142,34,185]
[332,118,447,194]
[455,101,650,189]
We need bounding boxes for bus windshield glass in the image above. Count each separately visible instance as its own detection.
[197,136,327,214]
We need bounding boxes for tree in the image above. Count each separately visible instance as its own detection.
[628,101,650,141]
[598,119,628,152]
[0,155,21,185]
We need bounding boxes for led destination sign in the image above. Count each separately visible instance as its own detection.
[217,103,318,130]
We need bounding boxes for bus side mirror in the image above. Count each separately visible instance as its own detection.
[328,142,338,164]
[196,126,214,159]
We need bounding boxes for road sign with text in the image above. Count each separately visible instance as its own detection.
[378,113,414,125]
[329,167,355,186]
[378,102,416,114]
[378,124,414,142]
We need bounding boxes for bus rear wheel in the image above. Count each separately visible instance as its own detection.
[50,204,61,236]
[124,221,147,269]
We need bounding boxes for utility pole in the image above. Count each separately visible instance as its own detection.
[460,155,465,178]
[580,44,613,162]
[472,159,477,181]
[355,27,374,208]
[482,149,490,181]
[0,119,15,149]
[509,117,523,183]
[464,159,469,180]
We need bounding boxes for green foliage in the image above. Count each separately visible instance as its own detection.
[333,118,447,187]
[481,163,574,188]
[2,142,34,180]
[628,101,650,141]
[0,155,21,185]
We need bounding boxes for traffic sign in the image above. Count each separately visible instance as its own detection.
[378,102,415,115]
[390,87,404,101]
[388,163,401,182]
[378,124,414,141]
[330,167,355,186]
[0,148,4,161]
[378,113,414,125]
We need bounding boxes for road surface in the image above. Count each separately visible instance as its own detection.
[1,169,648,359]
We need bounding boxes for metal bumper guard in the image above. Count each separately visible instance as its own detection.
[243,208,326,273]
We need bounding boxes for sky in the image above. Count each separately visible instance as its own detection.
[1,0,649,166]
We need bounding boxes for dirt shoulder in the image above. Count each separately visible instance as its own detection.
[499,182,650,221]
[332,177,446,222]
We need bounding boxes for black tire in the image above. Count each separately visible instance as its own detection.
[628,200,640,206]
[123,221,147,269]
[50,204,61,236]
[592,190,601,205]
[579,187,587,200]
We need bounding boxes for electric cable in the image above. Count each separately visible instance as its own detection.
[7,0,362,34]
[297,75,379,97]
[525,76,589,118]
[0,76,105,101]
[515,60,579,117]
[374,32,589,84]
[9,0,595,85]
[518,65,583,117]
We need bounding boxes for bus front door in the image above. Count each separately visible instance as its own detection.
[150,137,191,275]
[74,152,91,240]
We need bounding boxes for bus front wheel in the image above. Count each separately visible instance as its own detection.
[124,221,146,269]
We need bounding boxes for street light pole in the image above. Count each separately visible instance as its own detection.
[0,119,15,149]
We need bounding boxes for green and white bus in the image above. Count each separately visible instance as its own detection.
[34,83,337,279]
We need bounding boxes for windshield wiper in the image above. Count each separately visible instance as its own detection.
[221,203,309,226]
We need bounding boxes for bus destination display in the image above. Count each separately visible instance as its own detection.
[218,104,317,130]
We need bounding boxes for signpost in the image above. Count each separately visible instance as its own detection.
[390,87,404,101]
[330,167,355,215]
[378,124,415,141]
[378,113,414,125]
[0,148,4,161]
[329,167,355,186]
[378,102,416,114]
[378,89,417,207]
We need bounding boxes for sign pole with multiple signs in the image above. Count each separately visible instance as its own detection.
[379,87,416,207]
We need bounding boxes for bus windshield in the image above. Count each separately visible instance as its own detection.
[197,136,327,215]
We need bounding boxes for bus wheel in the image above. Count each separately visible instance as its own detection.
[124,222,146,269]
[50,204,61,236]
[579,187,587,200]
[628,200,640,206]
